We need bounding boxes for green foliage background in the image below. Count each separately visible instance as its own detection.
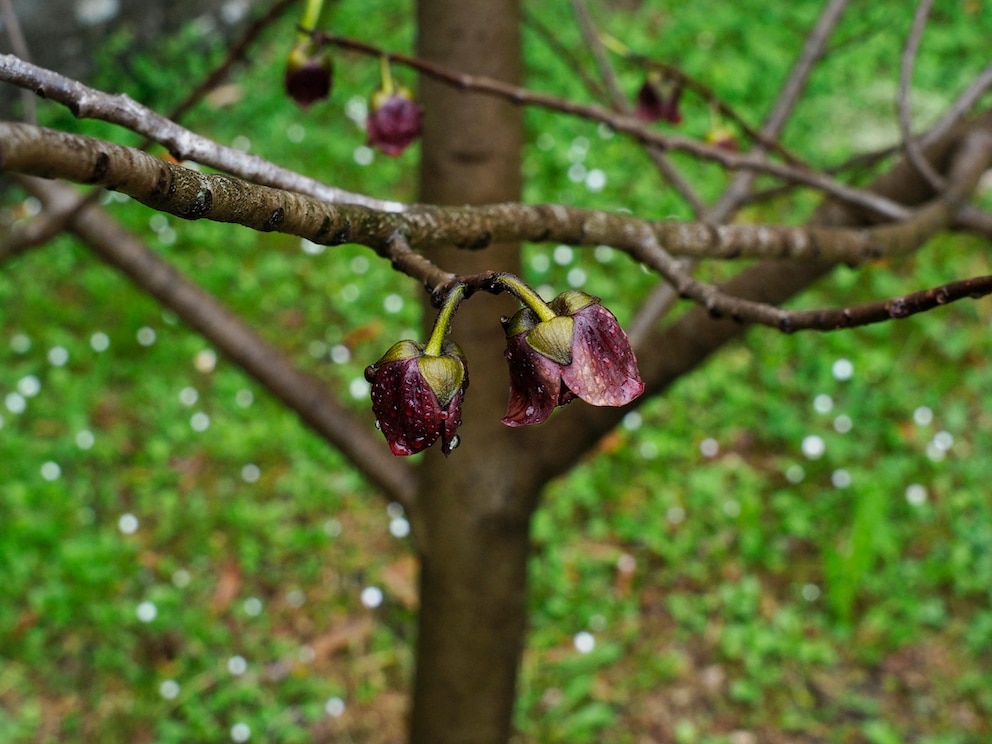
[2,1,992,742]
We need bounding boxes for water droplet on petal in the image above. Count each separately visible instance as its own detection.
[525,406,535,417]
[374,419,381,429]
[448,435,460,450]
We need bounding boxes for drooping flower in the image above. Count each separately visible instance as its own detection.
[706,124,739,152]
[284,42,333,109]
[635,74,683,125]
[365,339,467,456]
[501,291,644,427]
[367,87,422,156]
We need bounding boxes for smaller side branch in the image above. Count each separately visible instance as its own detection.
[628,127,992,332]
[781,275,992,331]
[632,229,992,332]
[166,0,298,124]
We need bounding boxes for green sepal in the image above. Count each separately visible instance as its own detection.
[376,339,423,365]
[418,352,466,407]
[501,306,539,337]
[526,315,574,365]
[550,290,598,316]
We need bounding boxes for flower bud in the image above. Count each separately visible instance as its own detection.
[365,340,467,455]
[635,75,682,125]
[285,42,332,109]
[367,87,422,156]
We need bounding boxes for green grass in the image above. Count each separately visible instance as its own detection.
[3,1,992,742]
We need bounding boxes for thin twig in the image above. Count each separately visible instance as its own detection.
[898,0,945,190]
[0,0,35,123]
[569,0,623,108]
[521,8,607,103]
[167,0,299,124]
[314,33,911,221]
[710,0,851,219]
[628,0,851,346]
[570,0,705,215]
[921,62,992,149]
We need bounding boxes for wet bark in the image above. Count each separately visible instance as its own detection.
[408,0,530,742]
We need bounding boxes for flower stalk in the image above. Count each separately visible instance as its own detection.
[424,283,466,356]
[492,273,556,323]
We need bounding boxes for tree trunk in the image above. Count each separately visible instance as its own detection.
[409,1,530,743]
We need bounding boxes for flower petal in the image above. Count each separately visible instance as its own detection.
[560,302,644,406]
[501,332,566,427]
[367,92,422,156]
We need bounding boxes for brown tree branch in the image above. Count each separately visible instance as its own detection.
[0,48,929,221]
[0,122,941,272]
[631,230,992,332]
[628,126,991,330]
[16,175,418,511]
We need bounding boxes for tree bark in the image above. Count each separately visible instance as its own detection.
[409,1,529,743]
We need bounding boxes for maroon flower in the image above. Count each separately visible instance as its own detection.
[285,44,332,109]
[501,291,644,427]
[365,339,467,456]
[367,88,422,156]
[635,75,683,125]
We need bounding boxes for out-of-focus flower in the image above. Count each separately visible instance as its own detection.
[635,74,683,125]
[367,87,422,156]
[706,124,739,151]
[365,339,467,456]
[285,42,332,109]
[501,290,644,427]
